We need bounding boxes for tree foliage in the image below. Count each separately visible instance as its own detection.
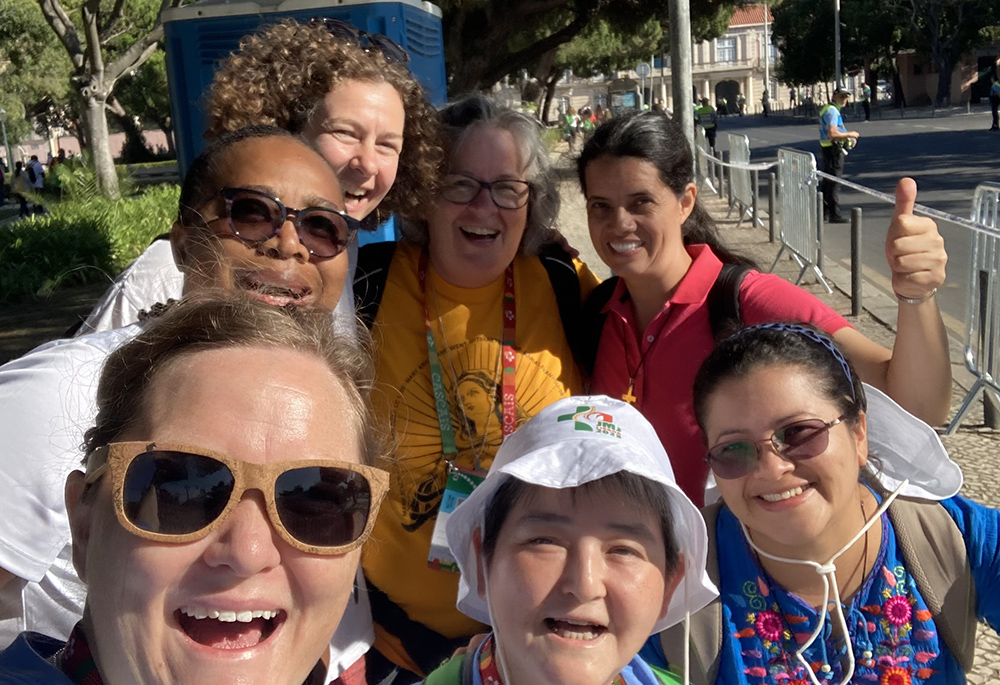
[0,0,74,145]
[33,0,184,197]
[115,49,173,155]
[891,0,1000,106]
[441,0,740,95]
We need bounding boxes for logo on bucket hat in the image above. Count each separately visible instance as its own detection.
[556,405,622,438]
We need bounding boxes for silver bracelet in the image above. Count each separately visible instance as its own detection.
[895,288,937,305]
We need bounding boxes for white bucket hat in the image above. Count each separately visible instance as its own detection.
[446,395,718,633]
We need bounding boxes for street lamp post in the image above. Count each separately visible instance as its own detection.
[0,108,11,173]
[834,0,842,90]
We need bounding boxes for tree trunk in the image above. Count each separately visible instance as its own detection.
[933,53,952,107]
[84,95,119,199]
[892,63,906,108]
[541,70,561,126]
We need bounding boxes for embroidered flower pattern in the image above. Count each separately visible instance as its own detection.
[883,595,913,626]
[755,610,784,642]
[731,563,941,683]
[880,666,911,685]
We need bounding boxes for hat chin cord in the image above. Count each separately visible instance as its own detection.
[738,480,907,685]
[482,557,516,685]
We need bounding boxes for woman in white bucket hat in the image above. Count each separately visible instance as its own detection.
[425,395,718,685]
[646,323,993,685]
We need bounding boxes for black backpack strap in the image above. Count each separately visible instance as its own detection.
[707,263,751,340]
[578,276,621,376]
[537,243,585,359]
[354,242,399,330]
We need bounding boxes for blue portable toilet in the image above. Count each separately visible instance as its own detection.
[161,0,446,177]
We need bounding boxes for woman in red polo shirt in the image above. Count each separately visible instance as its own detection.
[576,112,950,505]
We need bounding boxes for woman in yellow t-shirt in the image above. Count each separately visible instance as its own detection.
[359,94,600,682]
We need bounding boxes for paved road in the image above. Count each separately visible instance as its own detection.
[716,107,999,338]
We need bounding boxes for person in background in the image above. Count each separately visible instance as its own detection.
[12,161,31,218]
[761,89,771,117]
[576,112,950,506]
[862,82,872,121]
[0,296,390,685]
[989,74,999,132]
[819,87,859,224]
[696,97,718,151]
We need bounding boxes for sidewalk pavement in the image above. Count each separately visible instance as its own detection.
[554,160,1000,683]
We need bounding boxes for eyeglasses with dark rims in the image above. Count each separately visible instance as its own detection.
[439,173,532,210]
[197,187,360,261]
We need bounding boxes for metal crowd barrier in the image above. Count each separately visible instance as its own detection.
[694,127,716,194]
[948,183,1000,434]
[725,133,756,228]
[772,148,832,292]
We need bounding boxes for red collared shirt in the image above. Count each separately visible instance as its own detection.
[591,245,849,505]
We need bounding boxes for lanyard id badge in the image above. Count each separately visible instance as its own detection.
[427,464,486,572]
[421,254,517,573]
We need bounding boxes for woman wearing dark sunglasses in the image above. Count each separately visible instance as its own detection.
[0,296,390,685]
[78,17,440,335]
[0,127,372,669]
[641,323,998,685]
[356,94,600,682]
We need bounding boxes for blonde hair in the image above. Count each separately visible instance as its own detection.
[84,295,387,468]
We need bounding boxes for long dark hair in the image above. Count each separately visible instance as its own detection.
[577,112,755,268]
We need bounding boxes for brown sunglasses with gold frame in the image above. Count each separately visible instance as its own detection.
[85,441,389,556]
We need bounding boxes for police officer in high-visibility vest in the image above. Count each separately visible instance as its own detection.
[819,87,860,224]
[696,97,718,150]
[862,82,872,121]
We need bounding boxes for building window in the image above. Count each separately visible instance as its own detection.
[717,37,736,62]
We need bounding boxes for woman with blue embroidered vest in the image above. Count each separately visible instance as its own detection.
[577,112,950,506]
[357,94,600,682]
[645,323,994,685]
[424,395,718,685]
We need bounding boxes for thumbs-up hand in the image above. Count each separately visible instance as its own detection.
[885,177,947,301]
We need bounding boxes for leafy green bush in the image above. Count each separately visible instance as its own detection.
[0,184,179,301]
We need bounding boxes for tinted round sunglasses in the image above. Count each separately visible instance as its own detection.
[309,17,410,64]
[85,441,390,555]
[199,187,361,261]
[705,416,846,480]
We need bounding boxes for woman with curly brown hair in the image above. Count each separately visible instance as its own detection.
[78,18,441,336]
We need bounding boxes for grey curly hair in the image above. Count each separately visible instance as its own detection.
[398,94,559,256]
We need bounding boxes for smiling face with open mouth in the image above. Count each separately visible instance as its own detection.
[477,485,675,685]
[303,78,405,222]
[704,363,869,561]
[427,125,530,289]
[584,156,696,293]
[68,346,364,685]
[173,135,349,313]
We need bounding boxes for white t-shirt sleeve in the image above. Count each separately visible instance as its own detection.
[0,329,134,580]
[77,240,185,336]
